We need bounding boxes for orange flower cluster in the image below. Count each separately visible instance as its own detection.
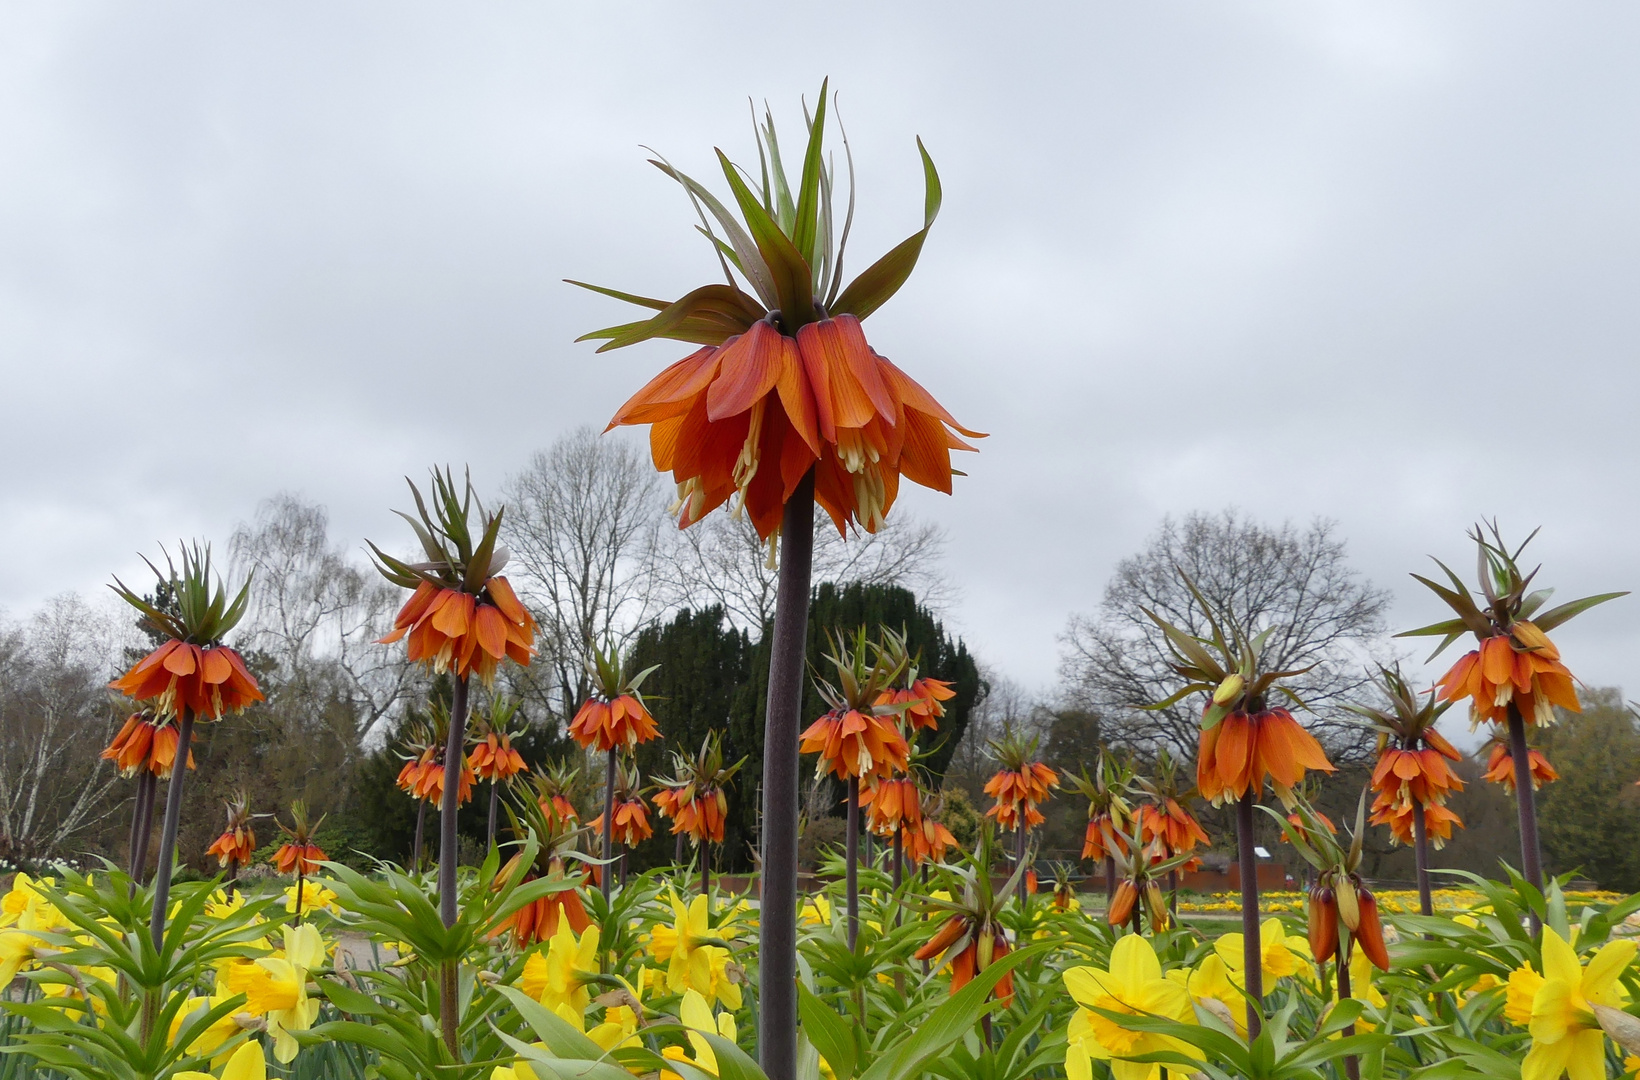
[609,316,983,539]
[101,714,196,779]
[984,762,1059,831]
[801,709,910,781]
[1139,798,1210,859]
[903,815,958,866]
[861,777,922,837]
[469,732,528,782]
[273,840,327,876]
[653,784,729,844]
[379,579,536,686]
[1081,815,1128,862]
[568,695,660,752]
[1308,881,1390,971]
[110,641,263,720]
[541,793,580,829]
[588,797,654,848]
[914,916,1014,1006]
[206,823,256,869]
[1434,622,1578,728]
[875,677,956,733]
[1484,741,1558,792]
[395,750,475,806]
[1368,736,1465,848]
[500,882,591,947]
[1196,708,1333,806]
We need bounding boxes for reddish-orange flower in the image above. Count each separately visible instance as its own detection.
[1138,798,1210,857]
[861,776,922,837]
[501,888,591,948]
[102,714,196,779]
[568,695,660,753]
[875,677,955,733]
[1196,708,1333,806]
[588,796,654,849]
[1370,746,1464,810]
[653,784,729,844]
[1081,817,1127,861]
[914,915,1015,1006]
[397,748,474,805]
[984,758,1058,831]
[800,708,910,781]
[1484,740,1558,791]
[1369,798,1462,849]
[110,640,263,720]
[207,826,255,868]
[1434,622,1580,728]
[379,578,536,688]
[904,815,958,866]
[608,316,983,540]
[273,840,326,876]
[469,731,528,782]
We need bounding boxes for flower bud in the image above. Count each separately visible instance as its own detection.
[1108,880,1138,927]
[1335,877,1360,932]
[1213,674,1246,706]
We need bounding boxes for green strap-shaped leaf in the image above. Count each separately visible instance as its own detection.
[791,80,829,269]
[1532,591,1628,632]
[717,149,815,324]
[831,138,941,321]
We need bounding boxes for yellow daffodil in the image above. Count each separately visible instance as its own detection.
[651,894,726,998]
[234,923,326,1063]
[661,989,737,1079]
[205,889,247,920]
[1172,953,1245,1035]
[284,880,338,915]
[518,922,601,1017]
[0,875,61,932]
[0,927,38,984]
[587,973,646,1052]
[173,1039,266,1080]
[169,980,249,1064]
[1509,964,1546,1026]
[1519,928,1636,1080]
[1064,933,1200,1080]
[1214,918,1312,993]
[800,894,833,927]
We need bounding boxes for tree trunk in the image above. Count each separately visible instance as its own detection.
[438,674,471,1058]
[756,477,815,1080]
[1236,790,1263,1037]
[1507,703,1544,934]
[602,750,616,902]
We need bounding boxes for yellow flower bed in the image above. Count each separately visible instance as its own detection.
[1177,888,1622,915]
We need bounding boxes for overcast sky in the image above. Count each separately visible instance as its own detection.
[2,2,1636,710]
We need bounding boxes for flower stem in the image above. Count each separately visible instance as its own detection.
[1506,703,1544,934]
[148,709,194,952]
[1336,942,1359,1080]
[487,779,500,851]
[413,796,427,872]
[1410,792,1433,918]
[602,750,616,903]
[128,770,156,891]
[846,775,860,952]
[756,475,815,1080]
[438,673,470,1058]
[1104,855,1115,907]
[1236,789,1263,1037]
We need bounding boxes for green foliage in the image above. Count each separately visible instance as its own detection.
[1537,688,1640,891]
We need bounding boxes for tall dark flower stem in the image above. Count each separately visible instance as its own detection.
[846,776,860,951]
[149,710,195,951]
[1104,855,1116,907]
[1410,792,1434,918]
[601,751,617,901]
[701,840,711,897]
[127,770,157,889]
[757,476,815,1080]
[1235,790,1263,1038]
[294,858,306,922]
[487,779,501,850]
[675,831,684,867]
[412,798,427,872]
[891,829,905,996]
[438,674,471,1057]
[1506,702,1544,934]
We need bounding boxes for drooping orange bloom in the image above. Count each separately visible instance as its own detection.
[1196,708,1334,806]
[206,823,256,868]
[468,731,528,782]
[1138,798,1210,857]
[588,796,654,848]
[102,714,196,779]
[1370,746,1464,811]
[984,762,1059,831]
[608,316,984,540]
[110,640,263,720]
[1433,621,1579,728]
[861,777,922,837]
[568,695,660,753]
[1369,798,1463,849]
[903,815,959,866]
[800,708,910,781]
[273,840,327,876]
[378,578,537,687]
[652,784,729,844]
[542,793,580,829]
[1081,816,1128,862]
[397,748,474,806]
[875,677,956,733]
[1484,741,1558,791]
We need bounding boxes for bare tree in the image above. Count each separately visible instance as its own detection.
[230,494,415,744]
[1060,510,1392,762]
[0,594,131,858]
[501,428,667,722]
[661,505,952,632]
